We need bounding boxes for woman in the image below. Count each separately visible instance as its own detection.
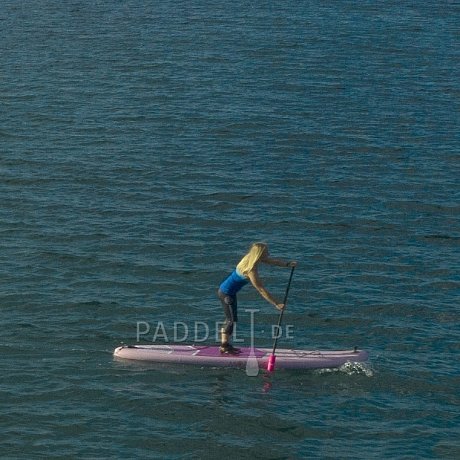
[218,242,297,354]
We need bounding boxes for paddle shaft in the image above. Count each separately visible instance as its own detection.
[271,265,295,356]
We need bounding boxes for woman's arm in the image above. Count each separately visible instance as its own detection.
[263,257,296,268]
[247,270,282,308]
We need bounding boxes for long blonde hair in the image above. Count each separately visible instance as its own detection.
[236,242,268,276]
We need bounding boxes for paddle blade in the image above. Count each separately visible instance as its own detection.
[267,354,276,372]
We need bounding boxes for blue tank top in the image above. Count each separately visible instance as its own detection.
[219,269,249,296]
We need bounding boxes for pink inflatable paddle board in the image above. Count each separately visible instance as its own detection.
[113,344,368,370]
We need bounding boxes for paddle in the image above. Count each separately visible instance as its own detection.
[267,265,295,372]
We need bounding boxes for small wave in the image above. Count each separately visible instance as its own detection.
[315,361,374,377]
[423,234,460,241]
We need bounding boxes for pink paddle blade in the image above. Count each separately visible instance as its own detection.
[267,354,276,372]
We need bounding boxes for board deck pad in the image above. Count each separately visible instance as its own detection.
[113,344,368,370]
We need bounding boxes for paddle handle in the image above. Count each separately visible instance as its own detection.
[268,265,295,372]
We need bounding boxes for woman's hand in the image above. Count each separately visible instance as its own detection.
[287,261,297,268]
[276,303,285,310]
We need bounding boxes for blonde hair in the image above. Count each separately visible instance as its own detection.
[236,242,268,275]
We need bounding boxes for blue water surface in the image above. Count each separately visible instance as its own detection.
[1,0,459,458]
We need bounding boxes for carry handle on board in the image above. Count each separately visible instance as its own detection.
[267,265,295,372]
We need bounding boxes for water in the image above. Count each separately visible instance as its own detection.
[1,0,459,458]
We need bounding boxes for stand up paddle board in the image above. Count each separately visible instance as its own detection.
[113,344,368,370]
